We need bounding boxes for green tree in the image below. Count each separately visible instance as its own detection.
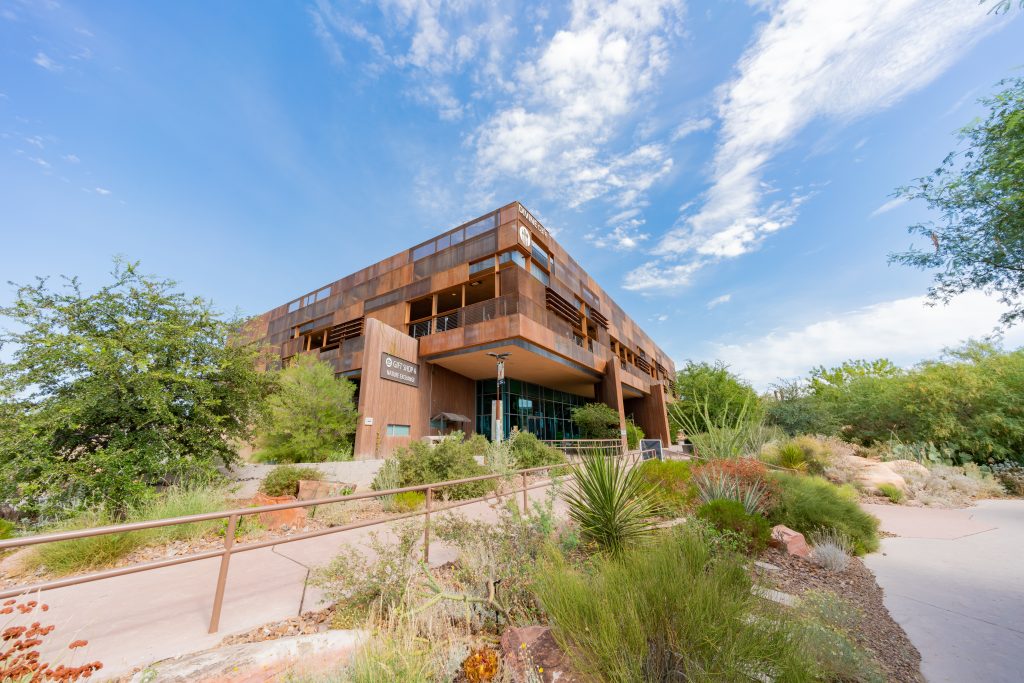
[571,403,621,439]
[0,259,272,519]
[670,360,761,436]
[890,77,1024,328]
[808,358,903,394]
[256,355,359,463]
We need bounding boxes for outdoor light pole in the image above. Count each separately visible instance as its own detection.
[487,352,511,442]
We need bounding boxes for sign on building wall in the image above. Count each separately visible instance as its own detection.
[380,352,419,387]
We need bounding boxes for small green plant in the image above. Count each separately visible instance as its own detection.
[625,418,644,450]
[389,491,425,512]
[877,483,904,503]
[635,459,692,516]
[770,473,880,554]
[0,519,14,540]
[508,430,565,470]
[388,432,493,500]
[563,452,659,555]
[695,499,771,554]
[570,403,620,439]
[692,470,766,515]
[809,528,853,572]
[768,442,810,472]
[260,464,323,497]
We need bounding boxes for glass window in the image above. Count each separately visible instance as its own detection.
[435,233,450,251]
[469,258,493,275]
[499,250,526,269]
[531,243,550,271]
[530,262,550,286]
[315,287,331,302]
[386,424,411,436]
[464,213,498,239]
[287,300,300,313]
[304,294,316,307]
[450,229,464,245]
[412,241,435,260]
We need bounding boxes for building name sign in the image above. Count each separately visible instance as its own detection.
[380,352,419,387]
[517,204,548,236]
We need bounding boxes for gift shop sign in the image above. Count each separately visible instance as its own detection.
[380,352,419,387]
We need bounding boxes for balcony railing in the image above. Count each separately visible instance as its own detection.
[408,294,518,338]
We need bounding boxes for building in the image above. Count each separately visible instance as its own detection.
[246,201,676,458]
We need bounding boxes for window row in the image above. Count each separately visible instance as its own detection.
[287,286,331,313]
[411,212,498,261]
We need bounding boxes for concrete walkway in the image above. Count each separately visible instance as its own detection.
[863,500,1024,683]
[8,485,560,681]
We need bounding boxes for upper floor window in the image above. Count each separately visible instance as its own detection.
[531,243,550,271]
[469,258,494,275]
[499,250,527,269]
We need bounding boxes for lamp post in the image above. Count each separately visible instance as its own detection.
[487,352,511,442]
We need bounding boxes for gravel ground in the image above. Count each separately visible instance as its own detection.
[756,547,923,683]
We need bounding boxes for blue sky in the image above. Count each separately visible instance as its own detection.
[2,0,1022,388]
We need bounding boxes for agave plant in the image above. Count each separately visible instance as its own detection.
[670,394,769,460]
[692,470,767,515]
[563,452,660,556]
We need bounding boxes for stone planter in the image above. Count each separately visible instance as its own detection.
[296,480,356,502]
[252,492,307,529]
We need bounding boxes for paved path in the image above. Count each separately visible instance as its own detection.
[7,485,562,681]
[863,500,1024,683]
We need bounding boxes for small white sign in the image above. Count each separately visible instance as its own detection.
[364,417,374,426]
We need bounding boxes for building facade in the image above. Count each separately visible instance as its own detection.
[246,202,676,458]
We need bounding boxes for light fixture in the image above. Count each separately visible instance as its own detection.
[470,280,481,287]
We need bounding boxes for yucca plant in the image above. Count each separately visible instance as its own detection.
[563,452,660,556]
[670,395,767,460]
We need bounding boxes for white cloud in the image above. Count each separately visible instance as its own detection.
[623,259,706,291]
[870,196,910,218]
[671,116,713,141]
[33,52,62,71]
[707,293,731,309]
[710,291,1024,390]
[473,0,683,209]
[627,0,999,291]
[62,153,80,163]
[24,135,44,148]
[28,157,50,168]
[94,187,111,195]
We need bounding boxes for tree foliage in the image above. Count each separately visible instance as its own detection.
[570,402,620,439]
[0,260,273,519]
[256,354,359,463]
[670,360,761,436]
[890,77,1024,327]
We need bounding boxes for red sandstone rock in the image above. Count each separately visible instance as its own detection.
[500,625,585,682]
[296,480,355,502]
[252,493,307,529]
[770,524,810,558]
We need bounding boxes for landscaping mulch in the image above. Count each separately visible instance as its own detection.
[218,605,336,647]
[755,547,924,683]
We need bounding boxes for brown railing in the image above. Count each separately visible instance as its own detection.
[542,438,623,458]
[0,445,623,634]
[408,294,518,338]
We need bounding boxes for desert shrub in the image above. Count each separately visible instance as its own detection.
[570,403,620,439]
[692,458,778,513]
[482,438,515,479]
[635,459,692,516]
[669,360,764,434]
[797,591,885,683]
[260,464,323,497]
[464,432,490,455]
[764,435,832,475]
[692,470,767,516]
[508,430,565,470]
[390,491,425,512]
[672,394,774,460]
[877,483,904,504]
[531,527,818,681]
[390,432,493,500]
[563,453,659,555]
[902,463,1004,506]
[0,519,13,539]
[809,528,853,572]
[27,483,229,574]
[625,418,644,450]
[695,499,771,554]
[991,462,1024,496]
[770,474,880,555]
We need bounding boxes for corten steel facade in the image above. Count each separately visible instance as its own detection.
[246,202,676,458]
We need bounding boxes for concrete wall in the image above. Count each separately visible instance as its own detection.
[222,460,388,498]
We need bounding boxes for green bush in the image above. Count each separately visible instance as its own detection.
[27,484,230,575]
[570,403,620,439]
[509,430,565,470]
[531,527,819,681]
[770,474,880,555]
[389,491,425,512]
[625,418,644,450]
[563,453,659,555]
[260,465,323,497]
[635,459,692,516]
[391,432,493,500]
[0,519,13,540]
[764,436,832,475]
[696,499,771,554]
[877,483,904,504]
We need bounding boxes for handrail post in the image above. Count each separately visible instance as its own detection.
[423,486,433,563]
[521,471,528,514]
[208,513,238,633]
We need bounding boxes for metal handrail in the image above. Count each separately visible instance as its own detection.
[0,449,622,633]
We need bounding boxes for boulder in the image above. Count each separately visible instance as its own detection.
[834,454,909,493]
[252,492,307,529]
[770,525,810,558]
[500,625,586,682]
[885,459,930,482]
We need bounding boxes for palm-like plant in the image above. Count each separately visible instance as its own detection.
[563,452,660,556]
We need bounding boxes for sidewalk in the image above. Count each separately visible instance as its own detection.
[10,485,561,681]
[863,500,1024,683]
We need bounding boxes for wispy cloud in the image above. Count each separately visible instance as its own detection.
[870,195,909,218]
[33,52,62,71]
[62,153,80,163]
[671,116,713,141]
[28,157,50,168]
[626,0,999,291]
[711,291,1024,390]
[94,187,111,195]
[707,293,731,309]
[472,0,683,210]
